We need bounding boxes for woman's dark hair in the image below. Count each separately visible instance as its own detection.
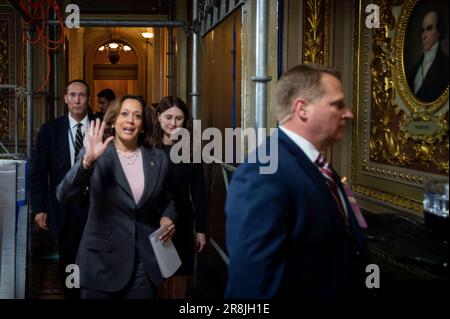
[150,96,192,147]
[103,95,152,146]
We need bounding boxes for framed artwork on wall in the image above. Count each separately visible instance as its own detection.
[352,0,449,215]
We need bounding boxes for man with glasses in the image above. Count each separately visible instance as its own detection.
[30,79,94,299]
[225,64,370,300]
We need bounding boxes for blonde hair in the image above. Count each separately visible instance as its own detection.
[276,64,340,122]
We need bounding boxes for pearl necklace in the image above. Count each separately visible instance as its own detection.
[117,148,140,165]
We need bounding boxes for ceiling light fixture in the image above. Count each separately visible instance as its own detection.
[98,41,132,64]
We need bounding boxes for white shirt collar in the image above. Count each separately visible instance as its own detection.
[423,41,439,64]
[68,113,89,129]
[279,125,320,163]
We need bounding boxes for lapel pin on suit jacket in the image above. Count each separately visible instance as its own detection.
[341,176,368,229]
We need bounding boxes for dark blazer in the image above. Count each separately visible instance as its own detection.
[407,47,449,102]
[29,115,93,238]
[225,129,370,300]
[161,145,206,275]
[56,144,176,292]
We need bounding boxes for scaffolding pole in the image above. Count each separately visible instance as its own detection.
[46,19,185,28]
[191,0,199,119]
[167,1,174,95]
[52,11,59,118]
[251,0,272,144]
[26,29,33,159]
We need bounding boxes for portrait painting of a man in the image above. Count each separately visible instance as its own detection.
[405,4,449,103]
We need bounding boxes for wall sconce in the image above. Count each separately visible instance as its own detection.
[141,32,154,46]
[98,41,132,64]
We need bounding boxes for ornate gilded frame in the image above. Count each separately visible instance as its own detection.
[394,0,449,113]
[352,0,449,214]
[302,0,330,65]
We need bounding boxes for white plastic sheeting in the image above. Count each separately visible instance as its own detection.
[0,160,28,299]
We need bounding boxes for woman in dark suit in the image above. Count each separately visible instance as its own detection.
[57,95,176,299]
[151,96,207,298]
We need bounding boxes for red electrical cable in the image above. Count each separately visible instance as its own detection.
[36,50,51,92]
[18,0,65,90]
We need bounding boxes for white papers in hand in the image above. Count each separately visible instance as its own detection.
[149,226,182,278]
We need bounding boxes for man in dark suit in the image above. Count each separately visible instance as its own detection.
[95,88,116,121]
[408,9,449,102]
[29,79,93,299]
[225,64,370,300]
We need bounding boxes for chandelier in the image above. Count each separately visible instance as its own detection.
[98,41,132,64]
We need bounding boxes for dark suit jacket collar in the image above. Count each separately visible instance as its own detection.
[107,143,160,209]
[62,113,95,123]
[278,129,347,195]
[278,129,355,235]
[278,129,368,251]
[59,114,94,167]
[56,116,71,170]
[278,129,330,196]
[138,146,161,209]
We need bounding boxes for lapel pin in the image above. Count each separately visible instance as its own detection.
[151,161,154,166]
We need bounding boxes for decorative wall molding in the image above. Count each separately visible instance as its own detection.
[351,0,449,214]
[302,0,329,64]
[0,13,17,142]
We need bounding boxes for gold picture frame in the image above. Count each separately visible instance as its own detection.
[394,0,449,113]
[351,0,449,214]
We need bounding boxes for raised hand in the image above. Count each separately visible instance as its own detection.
[83,118,114,166]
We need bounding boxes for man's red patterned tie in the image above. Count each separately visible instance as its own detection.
[316,154,349,228]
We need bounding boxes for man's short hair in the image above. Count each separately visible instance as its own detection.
[276,64,340,122]
[97,88,116,102]
[66,79,90,96]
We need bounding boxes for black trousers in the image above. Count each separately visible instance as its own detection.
[80,259,157,299]
[57,209,87,300]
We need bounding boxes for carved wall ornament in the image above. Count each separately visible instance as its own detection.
[368,0,448,175]
[302,0,329,64]
[351,0,449,214]
[0,19,10,140]
[0,12,20,143]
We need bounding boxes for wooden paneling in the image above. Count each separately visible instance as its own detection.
[199,10,242,255]
[92,79,138,112]
[199,11,242,137]
[93,64,138,80]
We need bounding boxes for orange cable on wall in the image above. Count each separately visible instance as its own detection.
[19,0,65,92]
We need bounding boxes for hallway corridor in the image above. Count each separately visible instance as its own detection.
[0,0,448,305]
